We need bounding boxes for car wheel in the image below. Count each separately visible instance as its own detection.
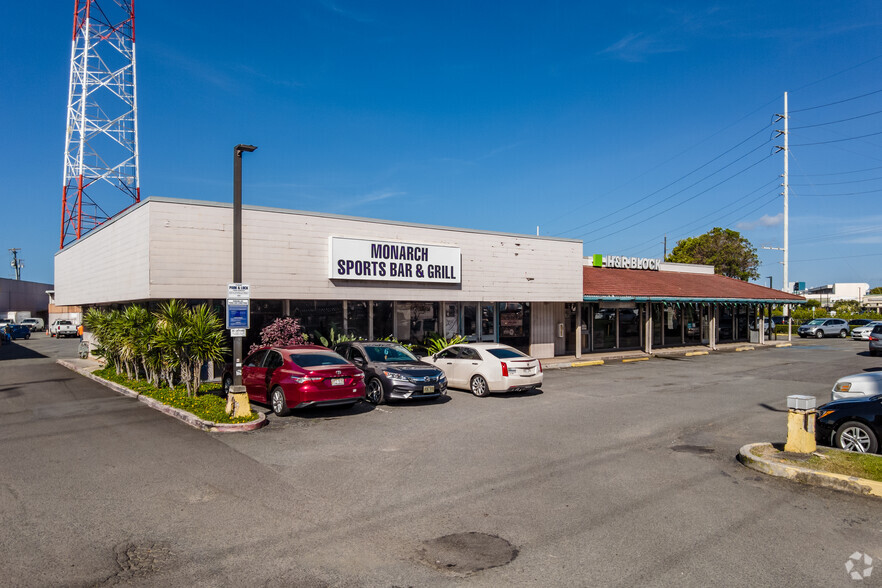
[815,330,824,339]
[365,377,385,405]
[25,333,30,340]
[470,375,490,397]
[223,375,233,395]
[835,421,878,453]
[839,330,848,338]
[270,386,290,417]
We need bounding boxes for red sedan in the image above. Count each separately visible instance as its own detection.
[224,345,365,416]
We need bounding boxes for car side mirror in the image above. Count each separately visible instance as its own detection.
[352,357,365,367]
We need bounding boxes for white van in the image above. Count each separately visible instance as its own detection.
[20,318,45,332]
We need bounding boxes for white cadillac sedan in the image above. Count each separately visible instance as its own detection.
[423,343,543,397]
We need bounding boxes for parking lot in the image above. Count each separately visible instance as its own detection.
[2,334,880,586]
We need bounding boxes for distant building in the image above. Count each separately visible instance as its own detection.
[863,294,882,314]
[0,278,53,323]
[795,283,869,307]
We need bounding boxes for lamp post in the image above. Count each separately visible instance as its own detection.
[227,144,257,418]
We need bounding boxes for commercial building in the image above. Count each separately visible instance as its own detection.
[797,283,869,307]
[55,197,804,359]
[0,278,53,323]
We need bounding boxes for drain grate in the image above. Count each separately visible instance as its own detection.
[416,532,518,576]
[670,444,715,454]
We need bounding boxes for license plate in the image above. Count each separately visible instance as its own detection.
[423,385,434,393]
[331,378,345,386]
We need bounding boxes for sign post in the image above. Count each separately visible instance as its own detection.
[226,282,251,417]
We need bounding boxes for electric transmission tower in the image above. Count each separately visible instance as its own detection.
[61,0,140,249]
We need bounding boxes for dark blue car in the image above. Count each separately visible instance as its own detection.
[6,324,31,340]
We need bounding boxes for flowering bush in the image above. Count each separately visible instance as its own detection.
[249,317,305,354]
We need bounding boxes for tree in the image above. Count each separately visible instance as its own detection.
[870,287,882,295]
[666,227,759,281]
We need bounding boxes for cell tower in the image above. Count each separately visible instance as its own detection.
[60,0,139,249]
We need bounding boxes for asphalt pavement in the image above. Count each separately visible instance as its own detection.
[1,333,880,587]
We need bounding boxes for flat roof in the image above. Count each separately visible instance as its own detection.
[583,266,806,304]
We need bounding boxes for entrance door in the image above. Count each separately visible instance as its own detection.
[462,304,478,342]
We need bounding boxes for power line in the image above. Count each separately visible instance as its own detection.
[790,87,882,113]
[790,129,882,146]
[792,164,882,177]
[796,187,882,197]
[790,108,882,129]
[583,152,774,244]
[553,124,773,237]
[789,175,882,186]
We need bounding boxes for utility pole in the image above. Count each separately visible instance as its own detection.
[9,249,23,280]
[663,235,667,259]
[774,92,790,342]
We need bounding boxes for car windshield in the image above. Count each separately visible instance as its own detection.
[363,344,418,363]
[288,352,348,368]
[487,348,528,359]
[59,320,72,325]
[806,319,825,325]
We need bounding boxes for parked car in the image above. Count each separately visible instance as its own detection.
[797,318,849,339]
[49,319,78,338]
[422,342,543,397]
[222,345,365,416]
[848,318,874,329]
[816,394,881,454]
[333,341,447,404]
[5,324,31,340]
[852,321,882,341]
[20,318,44,332]
[831,372,882,401]
[869,325,882,357]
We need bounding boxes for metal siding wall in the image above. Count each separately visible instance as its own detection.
[530,302,555,359]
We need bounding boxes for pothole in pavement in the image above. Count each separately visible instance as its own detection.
[670,444,715,455]
[416,532,518,576]
[96,541,174,586]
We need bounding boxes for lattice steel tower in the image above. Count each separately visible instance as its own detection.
[61,0,139,249]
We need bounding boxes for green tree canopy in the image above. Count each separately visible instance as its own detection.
[665,227,759,281]
[870,286,882,295]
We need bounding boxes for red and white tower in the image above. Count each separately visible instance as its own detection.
[61,0,140,249]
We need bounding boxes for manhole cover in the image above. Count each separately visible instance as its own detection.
[670,444,715,454]
[416,532,517,575]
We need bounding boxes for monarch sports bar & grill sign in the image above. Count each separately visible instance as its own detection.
[592,254,662,271]
[329,237,461,284]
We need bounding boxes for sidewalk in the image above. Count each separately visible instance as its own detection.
[541,339,792,369]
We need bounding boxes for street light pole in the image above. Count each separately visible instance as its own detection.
[227,144,257,418]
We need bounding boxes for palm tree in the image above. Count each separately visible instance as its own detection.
[186,304,228,395]
[154,300,190,390]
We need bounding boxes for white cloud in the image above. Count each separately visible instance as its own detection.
[736,213,784,231]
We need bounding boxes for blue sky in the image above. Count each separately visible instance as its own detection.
[2,1,881,289]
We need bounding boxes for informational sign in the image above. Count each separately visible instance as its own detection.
[226,299,250,330]
[592,254,661,271]
[329,237,461,284]
[230,328,246,338]
[227,283,250,299]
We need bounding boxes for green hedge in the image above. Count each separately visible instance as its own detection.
[95,367,258,424]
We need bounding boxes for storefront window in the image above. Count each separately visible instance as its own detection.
[498,302,530,351]
[395,302,438,344]
[618,307,641,348]
[593,308,616,350]
[290,300,344,341]
[481,304,495,342]
[652,304,663,346]
[736,304,749,340]
[373,301,394,340]
[463,304,477,341]
[664,305,682,345]
[684,305,701,344]
[719,306,734,341]
[346,301,369,339]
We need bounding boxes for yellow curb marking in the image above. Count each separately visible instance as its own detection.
[571,360,604,367]
[622,357,649,363]
[775,343,792,348]
[735,346,754,352]
[685,351,708,356]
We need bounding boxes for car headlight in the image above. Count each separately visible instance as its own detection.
[383,370,411,382]
[833,382,851,393]
[818,409,836,419]
[438,373,447,382]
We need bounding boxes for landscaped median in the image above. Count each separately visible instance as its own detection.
[57,359,266,433]
[739,442,882,499]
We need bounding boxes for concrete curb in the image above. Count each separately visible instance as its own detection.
[738,442,882,499]
[57,359,267,433]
